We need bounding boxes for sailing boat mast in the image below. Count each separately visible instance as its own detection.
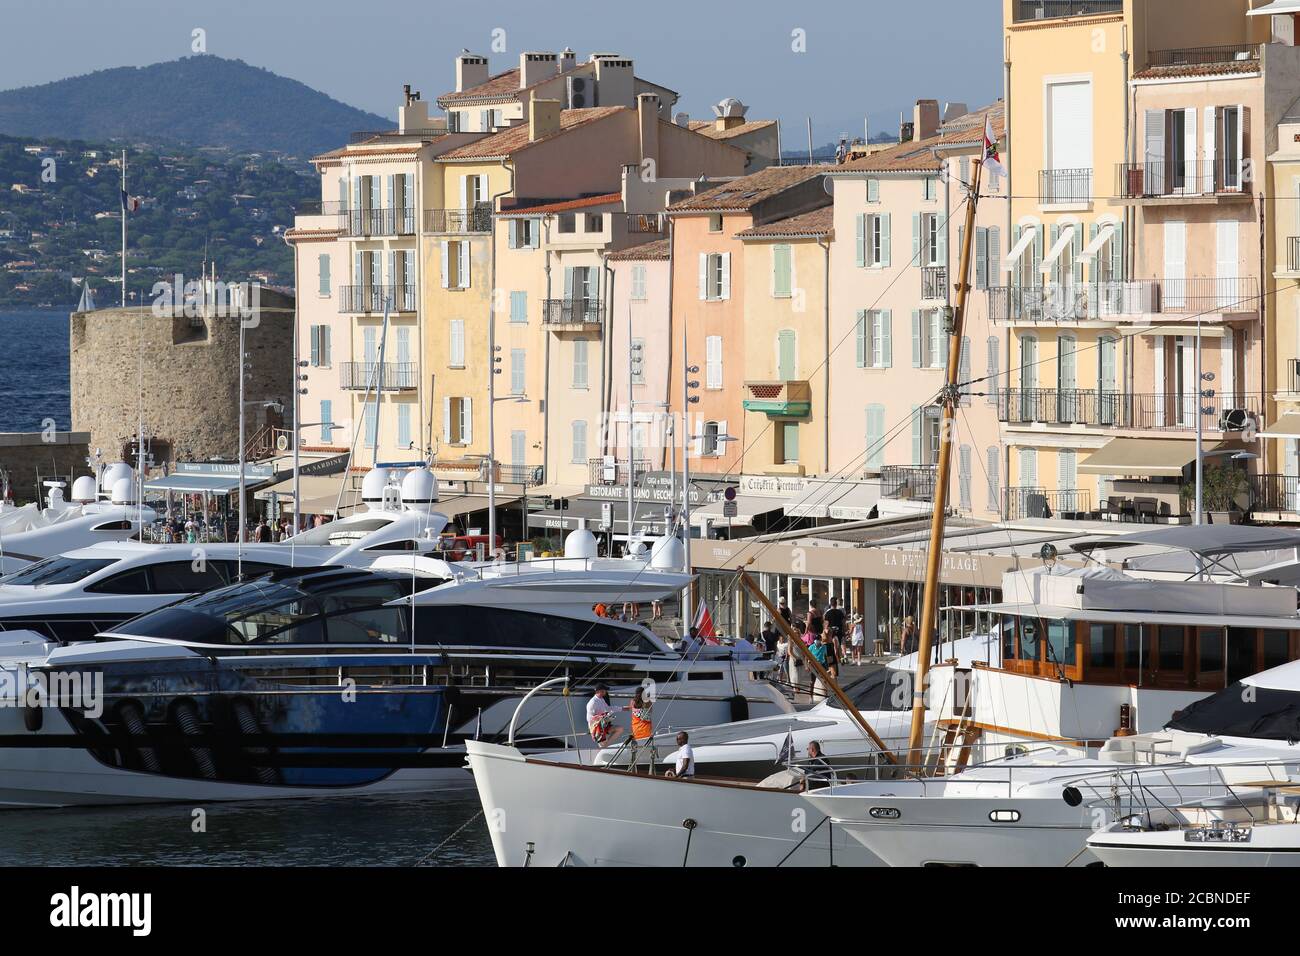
[905,158,984,766]
[120,150,127,307]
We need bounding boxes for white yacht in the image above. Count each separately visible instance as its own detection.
[0,466,155,575]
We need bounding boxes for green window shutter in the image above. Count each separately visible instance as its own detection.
[866,405,885,468]
[882,310,893,368]
[975,228,988,290]
[911,405,922,465]
[855,310,867,367]
[774,245,792,296]
[936,213,947,263]
[881,213,891,267]
[912,213,921,263]
[855,214,866,267]
[911,310,922,367]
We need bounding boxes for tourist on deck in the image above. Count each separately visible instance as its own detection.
[651,599,663,622]
[849,614,865,666]
[731,633,759,661]
[682,625,705,658]
[804,740,835,786]
[585,684,618,747]
[668,731,695,778]
[624,686,653,744]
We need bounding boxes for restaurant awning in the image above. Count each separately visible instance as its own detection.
[827,483,882,521]
[1249,0,1300,15]
[783,480,879,519]
[254,475,359,516]
[690,494,786,528]
[1079,438,1234,477]
[144,473,257,495]
[1260,412,1300,440]
[435,493,520,520]
[526,496,673,536]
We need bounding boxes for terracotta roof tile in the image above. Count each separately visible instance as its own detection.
[736,206,834,239]
[1133,60,1261,81]
[667,165,825,212]
[687,119,778,141]
[438,107,625,160]
[608,237,669,261]
[499,192,622,215]
[833,102,1004,173]
[437,68,526,106]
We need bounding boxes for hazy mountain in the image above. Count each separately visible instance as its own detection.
[0,55,389,159]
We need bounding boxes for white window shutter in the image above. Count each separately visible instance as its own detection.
[691,417,703,457]
[911,406,922,465]
[720,253,731,300]
[460,176,469,210]
[463,396,473,445]
[508,220,518,249]
[855,310,866,367]
[855,214,866,267]
[881,213,891,267]
[987,447,1001,512]
[530,220,540,249]
[911,310,922,368]
[458,242,470,289]
[698,253,708,299]
[442,398,451,443]
[440,242,449,289]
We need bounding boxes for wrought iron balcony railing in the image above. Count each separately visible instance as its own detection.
[1039,168,1093,204]
[1147,44,1259,69]
[997,387,1264,433]
[625,213,665,234]
[1004,487,1093,520]
[879,464,936,501]
[588,458,652,486]
[1013,0,1122,21]
[921,265,947,301]
[339,361,417,390]
[542,297,603,326]
[1116,160,1250,200]
[424,206,492,233]
[988,281,1160,322]
[338,284,416,313]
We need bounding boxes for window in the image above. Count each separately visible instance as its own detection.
[986,446,1001,512]
[705,335,723,389]
[856,213,891,268]
[571,419,587,463]
[318,254,331,295]
[772,244,793,297]
[309,325,332,367]
[777,329,796,379]
[708,213,723,232]
[856,309,892,369]
[363,403,378,447]
[915,212,943,266]
[584,212,604,232]
[631,337,646,384]
[397,403,412,448]
[702,420,720,457]
[974,227,1001,290]
[631,264,647,301]
[986,336,1000,406]
[442,240,470,289]
[557,213,576,233]
[572,338,589,388]
[866,178,880,203]
[923,177,938,201]
[510,348,526,395]
[395,327,411,365]
[780,422,799,464]
[509,290,527,324]
[0,556,116,586]
[320,400,333,443]
[508,218,539,248]
[448,320,465,368]
[699,252,731,300]
[959,445,972,511]
[912,309,947,369]
[444,396,472,445]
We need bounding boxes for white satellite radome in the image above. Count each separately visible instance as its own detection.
[71,475,99,504]
[564,528,598,560]
[650,534,685,571]
[44,482,67,511]
[400,468,439,513]
[100,462,133,494]
[110,478,136,505]
[360,467,393,508]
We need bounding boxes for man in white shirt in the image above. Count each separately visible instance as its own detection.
[585,684,617,746]
[670,730,695,778]
[731,635,758,661]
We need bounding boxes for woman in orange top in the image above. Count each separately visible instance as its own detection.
[625,686,653,741]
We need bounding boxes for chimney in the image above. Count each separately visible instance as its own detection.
[529,92,562,142]
[592,55,635,108]
[519,51,558,89]
[559,47,577,74]
[942,101,970,124]
[712,97,749,132]
[913,99,940,141]
[638,93,660,167]
[398,89,430,134]
[456,52,489,93]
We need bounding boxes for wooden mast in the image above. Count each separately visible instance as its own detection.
[905,158,983,767]
[737,567,898,764]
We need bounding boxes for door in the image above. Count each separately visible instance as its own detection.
[1057,335,1077,422]
[1020,335,1037,421]
[1047,81,1092,201]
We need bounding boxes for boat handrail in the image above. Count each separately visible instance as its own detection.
[507,677,571,746]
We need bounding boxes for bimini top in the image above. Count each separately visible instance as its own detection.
[1071,525,1300,559]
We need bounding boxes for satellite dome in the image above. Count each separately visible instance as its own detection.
[564,528,598,559]
[650,535,685,571]
[110,478,136,505]
[71,475,98,503]
[361,467,394,507]
[400,468,439,514]
[100,462,133,493]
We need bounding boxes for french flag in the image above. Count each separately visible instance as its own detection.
[121,189,141,214]
[693,599,719,644]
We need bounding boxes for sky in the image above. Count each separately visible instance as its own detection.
[0,0,1004,146]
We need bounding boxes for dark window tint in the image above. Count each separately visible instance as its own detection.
[1088,624,1116,669]
[91,520,135,532]
[428,605,659,654]
[1158,626,1185,671]
[87,567,153,595]
[1263,630,1291,671]
[1123,625,1143,670]
[327,606,407,644]
[1197,627,1224,675]
[1046,620,1074,667]
[1,557,116,586]
[1018,618,1041,662]
[150,561,226,593]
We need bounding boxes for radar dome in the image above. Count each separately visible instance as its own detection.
[564,528,598,559]
[71,476,98,503]
[650,535,685,570]
[400,468,439,513]
[361,467,394,506]
[100,462,133,493]
[110,478,136,505]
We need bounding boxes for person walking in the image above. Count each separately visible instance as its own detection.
[849,614,865,666]
[900,615,918,656]
[777,596,793,627]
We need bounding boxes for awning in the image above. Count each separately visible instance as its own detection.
[1070,524,1300,558]
[1260,412,1300,439]
[436,493,520,520]
[783,480,878,519]
[1249,0,1300,15]
[690,494,786,528]
[254,475,357,516]
[1079,438,1223,477]
[526,483,584,501]
[527,496,673,535]
[144,474,250,495]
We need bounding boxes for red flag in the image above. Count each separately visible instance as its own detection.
[693,599,719,644]
[982,116,1006,179]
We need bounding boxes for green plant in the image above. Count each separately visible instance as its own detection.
[1181,463,1247,512]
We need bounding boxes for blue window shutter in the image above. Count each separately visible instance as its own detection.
[911,310,922,368]
[855,214,866,267]
[882,310,893,368]
[911,406,921,465]
[881,213,891,267]
[855,310,866,367]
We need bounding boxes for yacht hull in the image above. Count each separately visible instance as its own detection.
[466,740,883,867]
[1090,825,1300,867]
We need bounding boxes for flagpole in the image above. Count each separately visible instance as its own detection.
[120,150,127,307]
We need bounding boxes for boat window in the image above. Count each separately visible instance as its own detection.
[1045,619,1074,667]
[428,605,660,654]
[363,539,419,552]
[1088,624,1117,669]
[1263,630,1291,671]
[86,567,153,595]
[1197,627,1224,676]
[826,668,910,712]
[1018,618,1041,662]
[318,581,409,612]
[232,595,327,644]
[1123,624,1143,670]
[326,606,408,644]
[0,556,116,586]
[1000,615,1017,662]
[213,560,286,583]
[150,561,226,593]
[91,520,135,532]
[1158,625,1185,671]
[1168,682,1300,740]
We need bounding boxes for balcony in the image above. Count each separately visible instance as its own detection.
[589,457,652,486]
[879,464,936,502]
[1287,237,1300,275]
[1289,359,1300,394]
[998,387,1265,433]
[425,206,492,234]
[1004,487,1094,521]
[338,284,416,313]
[494,463,545,487]
[339,361,417,390]
[542,297,603,330]
[989,281,1159,323]
[1249,474,1300,515]
[742,380,812,417]
[342,207,417,237]
[348,128,445,144]
[1012,0,1122,21]
[1115,161,1251,203]
[625,213,665,234]
[921,265,948,302]
[1158,277,1259,315]
[1147,44,1259,70]
[1039,168,1092,206]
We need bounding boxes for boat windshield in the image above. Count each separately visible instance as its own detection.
[0,556,118,587]
[1167,681,1300,741]
[826,668,910,713]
